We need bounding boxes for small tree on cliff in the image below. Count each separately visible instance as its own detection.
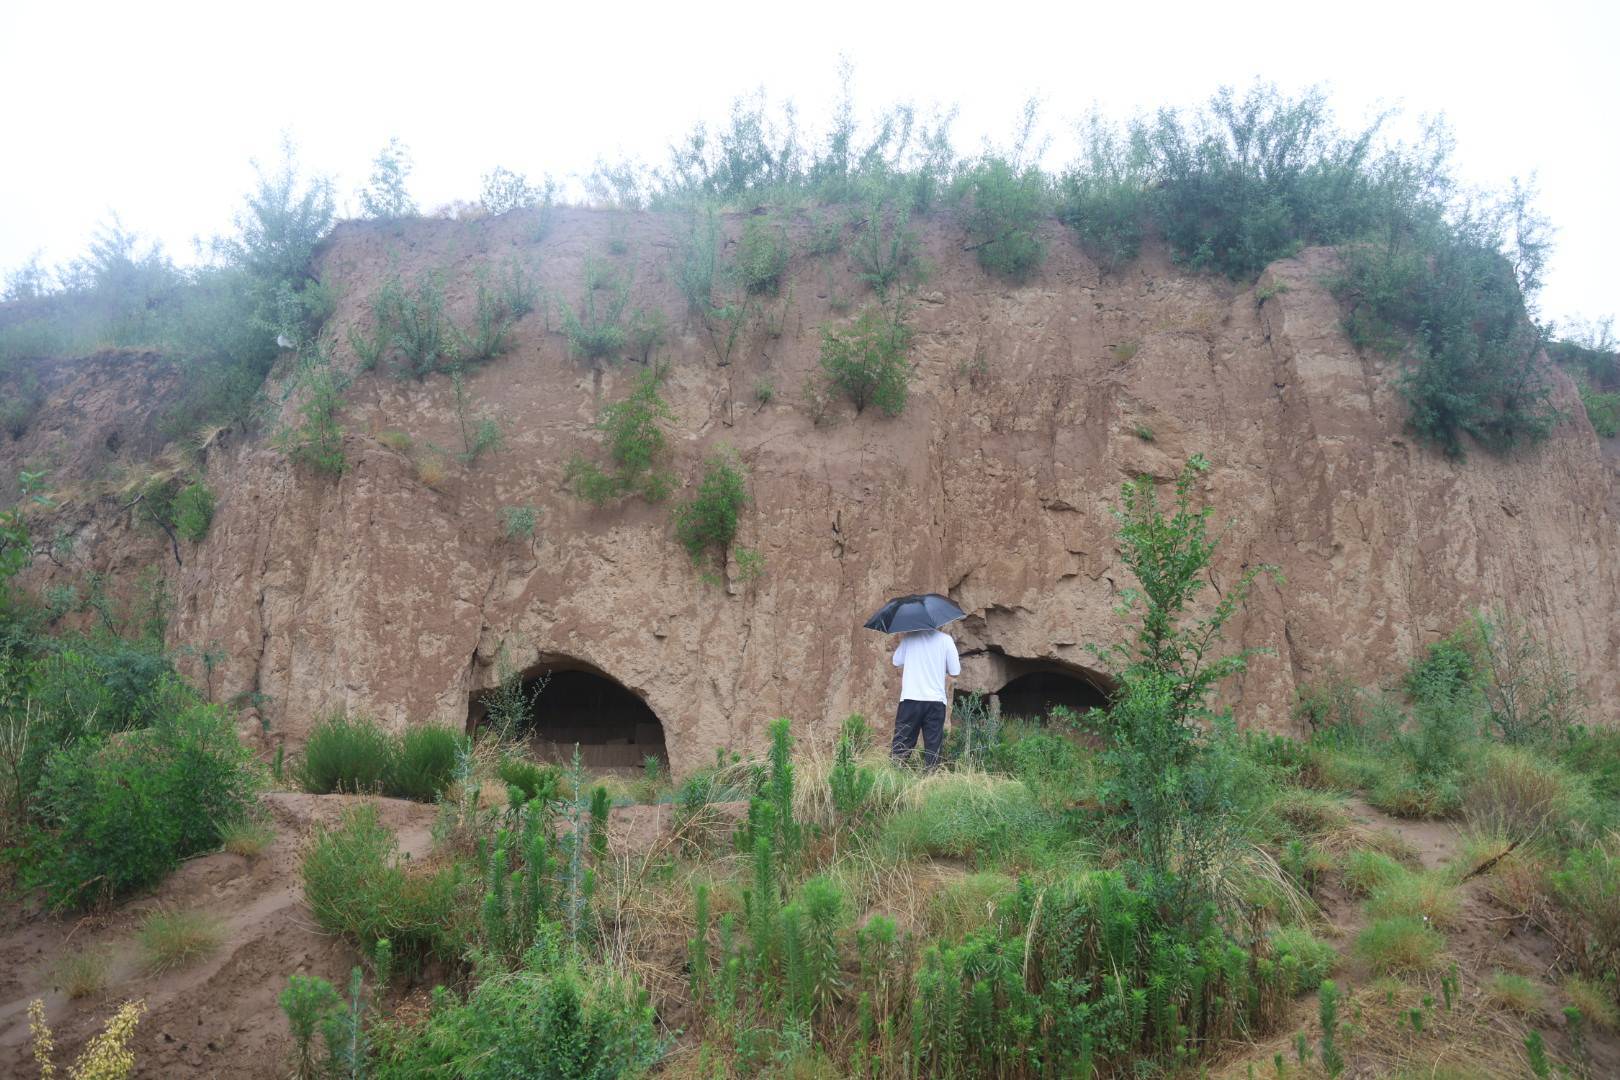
[565,368,676,506]
[1097,454,1279,904]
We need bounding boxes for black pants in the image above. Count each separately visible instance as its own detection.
[891,699,946,768]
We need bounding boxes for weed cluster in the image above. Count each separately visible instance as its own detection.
[565,368,676,505]
[294,712,466,802]
[812,299,914,417]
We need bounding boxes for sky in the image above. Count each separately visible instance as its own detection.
[1,0,1614,330]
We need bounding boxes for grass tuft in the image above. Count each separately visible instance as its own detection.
[220,817,275,858]
[137,908,225,974]
[1484,970,1546,1016]
[1563,976,1620,1031]
[1365,870,1461,928]
[55,947,111,999]
[1354,915,1446,974]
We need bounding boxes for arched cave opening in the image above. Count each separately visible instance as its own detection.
[469,660,668,771]
[993,665,1113,723]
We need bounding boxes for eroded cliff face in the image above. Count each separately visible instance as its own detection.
[9,211,1618,773]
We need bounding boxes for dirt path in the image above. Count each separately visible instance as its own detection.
[0,794,438,1079]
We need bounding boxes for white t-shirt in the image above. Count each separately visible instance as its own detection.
[892,629,961,704]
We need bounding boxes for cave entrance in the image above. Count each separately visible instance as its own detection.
[996,669,1112,721]
[470,659,668,772]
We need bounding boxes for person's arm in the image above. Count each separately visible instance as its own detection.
[892,636,906,668]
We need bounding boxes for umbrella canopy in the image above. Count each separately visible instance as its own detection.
[863,593,967,634]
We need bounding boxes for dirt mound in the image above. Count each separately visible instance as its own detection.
[0,794,436,1079]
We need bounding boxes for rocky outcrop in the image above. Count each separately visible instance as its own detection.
[9,211,1617,773]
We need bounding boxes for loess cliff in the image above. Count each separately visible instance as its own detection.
[7,209,1617,773]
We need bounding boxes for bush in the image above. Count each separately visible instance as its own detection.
[273,347,349,476]
[389,725,467,802]
[301,802,462,962]
[1268,926,1337,992]
[851,198,919,295]
[137,907,224,973]
[1463,745,1593,846]
[296,713,396,795]
[373,275,455,379]
[498,756,560,804]
[814,302,913,416]
[480,166,554,216]
[358,137,417,220]
[171,481,215,542]
[500,504,538,542]
[1471,606,1585,744]
[1581,385,1620,437]
[672,451,749,566]
[566,369,675,505]
[734,218,790,295]
[1354,915,1446,974]
[1552,841,1620,982]
[29,703,259,908]
[563,259,631,363]
[1057,116,1148,272]
[957,157,1048,280]
[373,956,664,1079]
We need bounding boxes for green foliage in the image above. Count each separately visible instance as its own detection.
[372,956,664,1079]
[851,198,918,295]
[566,369,675,505]
[280,973,343,1080]
[1269,927,1336,992]
[828,719,875,819]
[1099,454,1277,888]
[957,157,1048,280]
[815,301,913,416]
[1354,915,1445,974]
[500,504,538,542]
[1336,183,1555,456]
[296,712,396,795]
[1552,840,1620,983]
[1,472,47,615]
[672,450,749,567]
[562,258,631,362]
[480,166,555,217]
[273,346,349,476]
[301,802,461,963]
[1471,605,1585,744]
[295,713,465,802]
[358,137,417,220]
[170,481,216,542]
[373,274,455,379]
[735,218,791,295]
[136,907,224,973]
[390,725,468,801]
[449,367,505,465]
[1580,385,1620,437]
[29,702,259,908]
[498,756,559,804]
[882,775,1055,861]
[1058,115,1149,272]
[482,652,543,742]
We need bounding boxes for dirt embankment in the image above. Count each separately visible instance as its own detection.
[6,211,1618,770]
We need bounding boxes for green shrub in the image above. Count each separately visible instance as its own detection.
[957,156,1048,280]
[1552,841,1620,981]
[389,725,467,802]
[851,197,918,295]
[1472,606,1586,745]
[563,258,631,362]
[1463,745,1594,846]
[295,712,396,795]
[301,802,461,962]
[672,451,749,566]
[734,218,790,295]
[1581,385,1620,437]
[372,956,664,1078]
[815,302,913,416]
[500,504,538,542]
[358,137,417,220]
[498,756,560,804]
[1354,915,1445,974]
[273,346,349,476]
[374,274,455,379]
[1268,926,1337,991]
[480,166,554,216]
[171,481,216,542]
[280,973,343,1080]
[1057,116,1148,272]
[29,703,259,908]
[566,369,675,505]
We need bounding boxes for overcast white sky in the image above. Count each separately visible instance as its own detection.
[1,1,1614,329]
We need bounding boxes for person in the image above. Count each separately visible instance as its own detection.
[890,626,960,768]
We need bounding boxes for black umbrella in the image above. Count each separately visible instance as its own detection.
[863,593,967,634]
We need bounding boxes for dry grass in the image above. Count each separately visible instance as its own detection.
[220,817,275,858]
[54,946,111,999]
[1563,975,1620,1031]
[923,871,1016,940]
[377,429,413,453]
[415,454,448,488]
[1463,745,1589,846]
[1485,970,1548,1017]
[136,908,224,974]
[1208,976,1540,1079]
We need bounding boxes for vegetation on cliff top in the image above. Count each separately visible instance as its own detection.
[1,81,1599,460]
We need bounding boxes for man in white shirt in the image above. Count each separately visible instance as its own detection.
[890,627,961,768]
